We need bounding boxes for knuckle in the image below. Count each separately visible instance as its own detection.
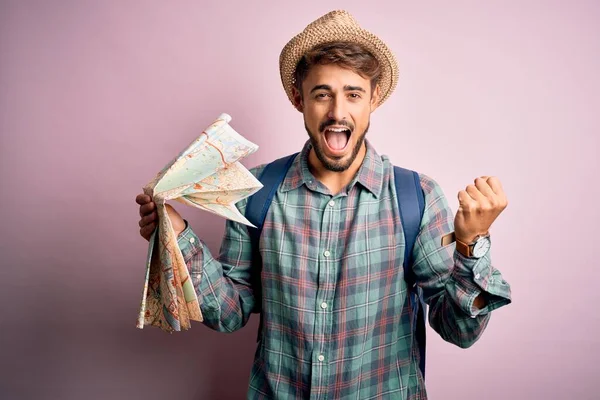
[464,202,476,213]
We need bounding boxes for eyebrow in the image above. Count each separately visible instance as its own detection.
[309,84,366,94]
[344,85,366,93]
[310,84,332,93]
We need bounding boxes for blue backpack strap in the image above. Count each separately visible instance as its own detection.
[394,166,427,380]
[245,153,299,340]
[246,153,298,235]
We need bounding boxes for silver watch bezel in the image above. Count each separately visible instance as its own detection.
[470,235,491,258]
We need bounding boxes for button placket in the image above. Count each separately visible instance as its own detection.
[312,196,337,385]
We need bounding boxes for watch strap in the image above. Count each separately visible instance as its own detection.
[441,232,472,257]
[455,237,472,257]
[441,232,490,258]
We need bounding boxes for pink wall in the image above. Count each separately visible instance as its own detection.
[1,1,598,399]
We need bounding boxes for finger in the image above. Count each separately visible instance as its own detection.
[458,189,472,203]
[136,194,152,205]
[487,177,508,208]
[138,212,157,228]
[458,190,477,211]
[139,202,156,216]
[465,184,487,203]
[140,223,156,240]
[140,213,158,227]
[485,176,504,195]
[474,177,496,200]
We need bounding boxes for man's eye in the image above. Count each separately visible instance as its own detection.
[349,93,361,99]
[316,93,330,98]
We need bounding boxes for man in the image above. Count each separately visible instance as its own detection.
[136,10,511,399]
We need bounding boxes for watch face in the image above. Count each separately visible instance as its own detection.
[472,236,491,258]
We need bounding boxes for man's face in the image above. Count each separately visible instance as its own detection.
[293,64,380,172]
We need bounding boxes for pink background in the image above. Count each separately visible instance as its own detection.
[1,1,598,399]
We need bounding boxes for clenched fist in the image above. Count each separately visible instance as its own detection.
[454,176,508,244]
[136,194,186,241]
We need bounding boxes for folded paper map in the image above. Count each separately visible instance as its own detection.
[136,113,262,332]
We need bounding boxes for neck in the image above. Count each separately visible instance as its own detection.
[308,142,367,195]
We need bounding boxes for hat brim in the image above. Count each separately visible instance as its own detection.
[279,25,399,110]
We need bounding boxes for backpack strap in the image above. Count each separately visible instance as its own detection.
[246,153,299,235]
[245,153,299,341]
[393,166,427,380]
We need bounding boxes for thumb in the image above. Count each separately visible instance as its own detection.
[164,204,185,233]
[164,203,179,215]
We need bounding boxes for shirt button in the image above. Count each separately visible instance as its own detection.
[323,250,331,258]
[318,355,325,362]
[320,302,328,309]
[189,237,195,244]
[475,273,481,280]
[328,200,335,207]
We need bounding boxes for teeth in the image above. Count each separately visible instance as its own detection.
[326,128,349,132]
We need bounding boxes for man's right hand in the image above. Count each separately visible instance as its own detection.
[136,194,186,241]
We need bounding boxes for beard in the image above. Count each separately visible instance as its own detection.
[305,119,369,172]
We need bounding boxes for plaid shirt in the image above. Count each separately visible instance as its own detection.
[177,140,511,399]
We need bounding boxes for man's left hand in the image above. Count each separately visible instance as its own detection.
[454,176,508,244]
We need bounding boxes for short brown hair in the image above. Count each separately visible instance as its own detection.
[293,41,382,98]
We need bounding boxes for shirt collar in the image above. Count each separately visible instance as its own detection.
[279,139,383,198]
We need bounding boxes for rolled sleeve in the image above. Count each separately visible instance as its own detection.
[177,220,204,289]
[177,221,202,261]
[174,211,257,332]
[413,173,512,347]
[448,249,512,317]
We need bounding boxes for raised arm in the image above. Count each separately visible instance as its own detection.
[411,175,512,348]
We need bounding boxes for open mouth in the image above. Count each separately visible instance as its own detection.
[323,126,352,153]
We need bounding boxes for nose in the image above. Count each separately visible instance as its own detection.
[327,96,347,122]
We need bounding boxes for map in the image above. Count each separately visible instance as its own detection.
[136,113,262,332]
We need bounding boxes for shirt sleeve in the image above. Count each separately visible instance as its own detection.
[175,197,258,333]
[411,173,512,348]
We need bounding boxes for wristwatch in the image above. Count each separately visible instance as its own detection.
[455,234,491,258]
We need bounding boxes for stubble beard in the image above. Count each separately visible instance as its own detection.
[305,121,369,172]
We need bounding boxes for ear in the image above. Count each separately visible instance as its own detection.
[370,85,381,112]
[292,86,304,113]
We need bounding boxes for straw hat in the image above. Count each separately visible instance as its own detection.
[279,10,399,109]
